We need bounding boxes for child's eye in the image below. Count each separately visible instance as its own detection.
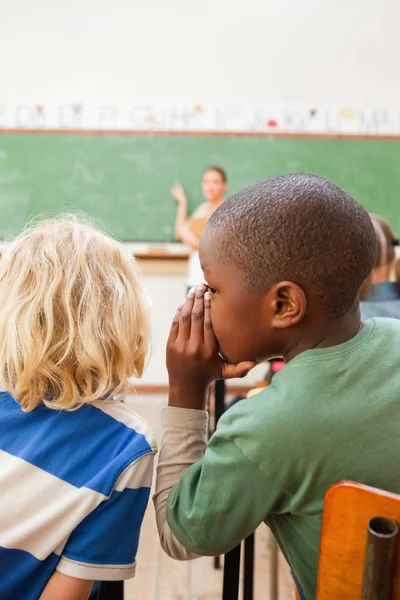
[205,284,217,295]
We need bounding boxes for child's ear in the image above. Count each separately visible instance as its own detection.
[269,281,306,329]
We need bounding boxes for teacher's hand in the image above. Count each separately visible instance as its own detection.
[171,183,187,206]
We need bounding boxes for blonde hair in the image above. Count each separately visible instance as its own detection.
[0,215,149,412]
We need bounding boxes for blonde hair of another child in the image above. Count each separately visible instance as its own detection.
[0,215,149,412]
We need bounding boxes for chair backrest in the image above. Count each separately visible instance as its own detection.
[317,481,400,599]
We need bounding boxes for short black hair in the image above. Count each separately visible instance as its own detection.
[206,173,377,317]
[204,166,228,182]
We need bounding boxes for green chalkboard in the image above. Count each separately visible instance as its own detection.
[0,133,399,241]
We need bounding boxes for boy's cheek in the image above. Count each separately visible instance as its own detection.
[210,321,231,358]
[211,306,255,361]
[216,329,252,364]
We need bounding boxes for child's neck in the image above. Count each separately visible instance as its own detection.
[284,309,362,363]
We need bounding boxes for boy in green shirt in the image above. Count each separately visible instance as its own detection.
[153,173,399,599]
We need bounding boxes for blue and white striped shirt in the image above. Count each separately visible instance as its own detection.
[0,392,156,600]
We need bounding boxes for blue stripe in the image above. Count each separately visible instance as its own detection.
[0,392,152,495]
[0,546,59,600]
[63,486,150,564]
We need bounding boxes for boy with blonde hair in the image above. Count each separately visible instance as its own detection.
[0,216,155,600]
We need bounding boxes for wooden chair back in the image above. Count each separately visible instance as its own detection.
[317,481,400,599]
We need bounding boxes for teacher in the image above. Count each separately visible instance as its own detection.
[172,166,228,289]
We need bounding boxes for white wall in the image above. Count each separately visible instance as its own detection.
[1,0,399,106]
[139,265,186,385]
[1,0,399,384]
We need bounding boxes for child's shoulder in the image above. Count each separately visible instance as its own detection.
[369,316,400,331]
[0,394,156,498]
[218,385,286,442]
[358,317,400,354]
[92,400,157,454]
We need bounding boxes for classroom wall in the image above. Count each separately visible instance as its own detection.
[1,0,399,106]
[138,263,186,386]
[1,0,399,384]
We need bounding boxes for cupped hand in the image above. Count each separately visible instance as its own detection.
[167,285,255,400]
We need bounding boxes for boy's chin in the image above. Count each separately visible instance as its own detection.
[220,344,277,366]
[219,347,253,366]
[218,348,236,364]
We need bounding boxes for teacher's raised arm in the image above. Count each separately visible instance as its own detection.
[172,167,228,290]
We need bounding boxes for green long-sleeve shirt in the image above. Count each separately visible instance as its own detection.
[166,319,400,599]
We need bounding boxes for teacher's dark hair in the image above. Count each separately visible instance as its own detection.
[204,166,228,183]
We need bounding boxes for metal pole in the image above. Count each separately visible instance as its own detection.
[361,516,398,600]
[243,533,255,600]
[214,379,225,424]
[223,544,242,600]
[269,536,279,600]
[213,380,225,570]
[214,555,221,569]
[99,581,124,600]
